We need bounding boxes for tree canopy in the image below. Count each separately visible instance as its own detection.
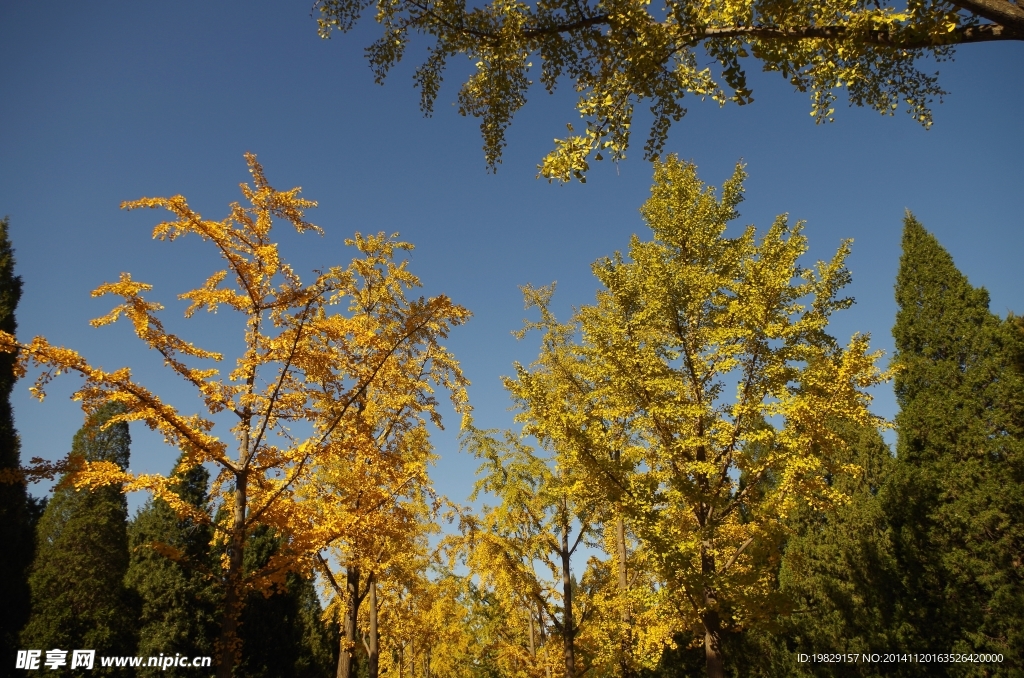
[0,154,470,678]
[315,0,1023,180]
[889,213,1024,666]
[504,156,889,676]
[0,215,35,665]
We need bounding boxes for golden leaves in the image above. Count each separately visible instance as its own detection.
[507,157,889,649]
[318,0,967,179]
[3,155,471,630]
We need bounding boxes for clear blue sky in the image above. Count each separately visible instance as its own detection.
[2,1,1022,510]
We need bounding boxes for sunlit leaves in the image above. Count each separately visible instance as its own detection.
[506,156,889,666]
[0,153,470,676]
[316,0,1019,180]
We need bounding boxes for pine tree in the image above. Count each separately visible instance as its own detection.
[126,455,219,676]
[128,460,334,677]
[20,403,139,671]
[0,216,35,670]
[889,213,1024,668]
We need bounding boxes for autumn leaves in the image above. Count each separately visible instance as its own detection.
[1,153,470,678]
[0,152,886,678]
[489,156,887,677]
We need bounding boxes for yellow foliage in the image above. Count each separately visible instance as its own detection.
[505,156,889,670]
[313,0,1009,179]
[0,153,470,676]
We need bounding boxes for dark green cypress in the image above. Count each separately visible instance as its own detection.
[126,455,219,676]
[0,216,36,671]
[763,423,911,677]
[20,403,139,672]
[890,213,1024,669]
[235,526,336,678]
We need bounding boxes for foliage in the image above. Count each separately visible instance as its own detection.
[126,456,220,677]
[888,214,1024,669]
[315,0,1022,180]
[0,154,470,677]
[307,342,446,678]
[19,404,139,673]
[0,215,36,666]
[726,422,914,678]
[460,422,603,678]
[238,526,337,678]
[505,156,888,676]
[377,566,481,678]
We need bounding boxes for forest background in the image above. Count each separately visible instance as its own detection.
[0,0,1023,676]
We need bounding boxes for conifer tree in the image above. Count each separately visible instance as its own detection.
[237,526,336,678]
[0,216,35,668]
[126,455,219,676]
[889,213,1024,666]
[129,457,334,677]
[20,403,139,670]
[756,423,908,677]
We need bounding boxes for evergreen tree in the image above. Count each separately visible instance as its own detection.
[126,455,219,676]
[236,526,336,678]
[128,462,334,677]
[20,403,139,671]
[0,216,34,670]
[761,423,913,677]
[889,213,1024,669]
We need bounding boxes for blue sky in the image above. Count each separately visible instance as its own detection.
[1,1,1022,510]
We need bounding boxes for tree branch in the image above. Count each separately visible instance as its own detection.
[719,536,755,575]
[948,0,1024,32]
[514,16,1020,46]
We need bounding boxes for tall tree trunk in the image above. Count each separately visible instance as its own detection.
[527,606,537,657]
[364,575,379,678]
[615,513,632,678]
[338,565,362,678]
[701,544,725,678]
[538,599,552,678]
[560,519,577,678]
[217,470,247,678]
[615,515,629,623]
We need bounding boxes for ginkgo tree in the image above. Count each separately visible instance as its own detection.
[459,422,602,678]
[315,0,1022,180]
[0,154,470,678]
[505,156,889,677]
[311,422,440,678]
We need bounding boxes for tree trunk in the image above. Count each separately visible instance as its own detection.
[616,515,629,623]
[560,520,577,678]
[702,600,725,678]
[338,565,361,678]
[527,607,537,657]
[615,513,632,678]
[364,575,379,678]
[701,544,725,678]
[538,599,552,678]
[216,471,247,678]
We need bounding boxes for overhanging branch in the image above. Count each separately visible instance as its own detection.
[514,15,1018,46]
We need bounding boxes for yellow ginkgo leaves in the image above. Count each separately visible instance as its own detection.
[0,154,469,678]
[505,156,888,677]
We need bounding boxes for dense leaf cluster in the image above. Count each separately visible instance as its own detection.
[316,0,1022,179]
